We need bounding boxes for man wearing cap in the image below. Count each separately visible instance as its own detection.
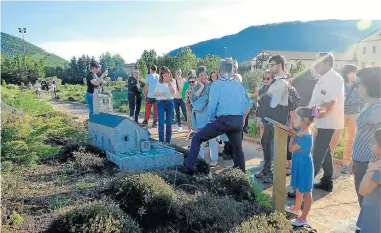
[181,59,252,175]
[127,70,143,123]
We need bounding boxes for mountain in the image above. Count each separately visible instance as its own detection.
[1,32,68,67]
[169,20,381,62]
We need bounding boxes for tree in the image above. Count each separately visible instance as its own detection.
[242,70,264,93]
[290,60,306,78]
[173,47,199,73]
[197,54,221,73]
[137,59,148,79]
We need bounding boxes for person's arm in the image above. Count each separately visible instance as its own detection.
[288,135,301,152]
[267,80,287,108]
[194,83,205,97]
[242,87,253,126]
[207,82,219,120]
[168,81,176,96]
[359,167,380,196]
[143,75,150,98]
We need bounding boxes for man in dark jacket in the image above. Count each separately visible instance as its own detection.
[127,70,143,123]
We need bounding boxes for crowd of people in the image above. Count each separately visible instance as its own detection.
[33,79,58,99]
[84,55,381,231]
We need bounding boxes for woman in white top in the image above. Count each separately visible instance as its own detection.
[154,66,177,144]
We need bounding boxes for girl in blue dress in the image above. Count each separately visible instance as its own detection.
[286,107,316,227]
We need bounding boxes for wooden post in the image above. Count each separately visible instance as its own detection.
[272,125,289,213]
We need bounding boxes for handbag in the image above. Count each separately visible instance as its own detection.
[191,95,208,112]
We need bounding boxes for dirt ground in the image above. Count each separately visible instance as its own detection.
[51,100,360,233]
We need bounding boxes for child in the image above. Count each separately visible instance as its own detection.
[356,128,381,233]
[34,81,42,99]
[286,107,315,227]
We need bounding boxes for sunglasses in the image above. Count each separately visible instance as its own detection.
[189,81,196,84]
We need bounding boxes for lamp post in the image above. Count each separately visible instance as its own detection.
[224,47,228,58]
[18,27,27,76]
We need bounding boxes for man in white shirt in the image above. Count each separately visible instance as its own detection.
[255,55,289,184]
[309,52,344,192]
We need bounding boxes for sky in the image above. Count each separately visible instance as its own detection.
[1,0,381,63]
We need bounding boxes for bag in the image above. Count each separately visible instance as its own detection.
[191,95,208,112]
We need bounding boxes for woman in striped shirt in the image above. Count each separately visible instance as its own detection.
[350,67,381,206]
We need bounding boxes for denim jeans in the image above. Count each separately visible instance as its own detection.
[85,92,93,117]
[174,98,187,127]
[157,100,174,143]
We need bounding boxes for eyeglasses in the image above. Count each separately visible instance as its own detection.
[269,63,277,67]
[189,81,196,84]
[263,77,272,81]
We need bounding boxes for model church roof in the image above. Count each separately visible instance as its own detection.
[89,113,126,128]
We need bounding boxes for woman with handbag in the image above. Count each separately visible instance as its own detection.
[191,66,219,167]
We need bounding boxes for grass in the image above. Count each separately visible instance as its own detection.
[247,119,260,138]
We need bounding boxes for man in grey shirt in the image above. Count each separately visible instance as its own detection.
[255,55,289,183]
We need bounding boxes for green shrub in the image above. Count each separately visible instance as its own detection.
[1,140,38,165]
[73,151,107,174]
[178,195,261,233]
[195,158,210,175]
[1,161,14,173]
[213,168,251,201]
[156,169,190,187]
[247,119,259,138]
[230,212,294,233]
[106,173,177,228]
[246,171,272,208]
[47,200,141,233]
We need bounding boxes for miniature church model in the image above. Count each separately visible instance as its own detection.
[88,88,183,172]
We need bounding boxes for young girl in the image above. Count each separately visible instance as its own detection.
[286,107,315,227]
[356,128,381,233]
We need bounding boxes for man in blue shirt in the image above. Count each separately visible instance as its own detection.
[181,60,252,175]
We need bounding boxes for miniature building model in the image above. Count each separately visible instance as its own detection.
[88,91,183,172]
[93,88,113,114]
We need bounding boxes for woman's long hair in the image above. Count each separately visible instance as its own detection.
[209,71,218,82]
[159,66,172,83]
[341,64,358,83]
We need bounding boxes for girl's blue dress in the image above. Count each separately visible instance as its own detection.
[291,133,314,193]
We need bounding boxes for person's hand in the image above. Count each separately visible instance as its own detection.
[367,159,381,172]
[349,161,354,175]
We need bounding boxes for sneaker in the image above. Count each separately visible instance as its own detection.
[140,120,148,127]
[127,116,134,120]
[255,170,267,179]
[262,174,273,184]
[210,160,218,167]
[259,160,265,167]
[285,206,301,215]
[290,217,308,227]
[341,165,349,174]
[314,182,333,192]
[152,121,157,128]
[287,191,296,198]
[177,126,183,132]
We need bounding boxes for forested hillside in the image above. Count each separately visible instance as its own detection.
[1,32,68,67]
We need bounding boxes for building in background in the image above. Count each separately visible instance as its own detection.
[251,50,355,71]
[251,28,380,71]
[123,63,136,76]
[348,29,381,68]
